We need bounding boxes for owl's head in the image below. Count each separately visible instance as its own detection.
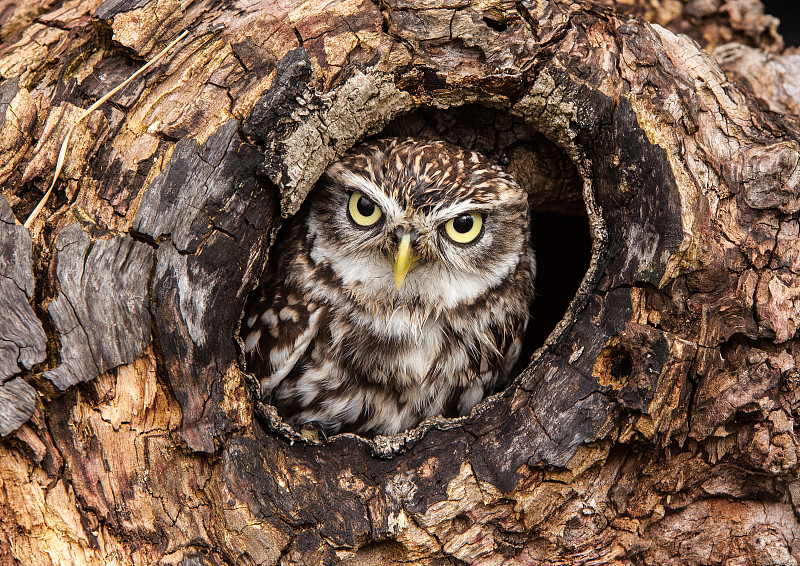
[305,138,532,311]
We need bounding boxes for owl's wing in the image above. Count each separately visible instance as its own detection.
[456,319,527,416]
[499,332,524,383]
[485,318,528,389]
[243,276,324,397]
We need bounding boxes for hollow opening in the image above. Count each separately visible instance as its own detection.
[243,104,592,440]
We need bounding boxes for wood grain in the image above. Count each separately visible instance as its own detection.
[42,222,153,391]
[0,196,45,436]
[1,0,799,564]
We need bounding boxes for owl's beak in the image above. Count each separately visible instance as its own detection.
[394,233,419,290]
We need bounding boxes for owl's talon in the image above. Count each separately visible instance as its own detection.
[299,421,329,444]
[313,422,329,444]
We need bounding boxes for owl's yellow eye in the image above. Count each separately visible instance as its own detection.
[444,212,483,244]
[348,192,382,227]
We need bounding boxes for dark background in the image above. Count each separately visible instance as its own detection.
[762,0,799,47]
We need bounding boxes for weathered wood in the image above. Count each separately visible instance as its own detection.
[714,42,800,121]
[0,378,36,437]
[137,119,275,451]
[1,0,800,564]
[595,0,784,52]
[0,196,45,436]
[42,222,153,391]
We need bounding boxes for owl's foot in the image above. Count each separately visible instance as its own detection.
[298,420,330,444]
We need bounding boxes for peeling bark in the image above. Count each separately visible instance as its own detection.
[1,0,800,565]
[0,196,45,436]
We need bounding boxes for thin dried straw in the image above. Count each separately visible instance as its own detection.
[23,30,189,229]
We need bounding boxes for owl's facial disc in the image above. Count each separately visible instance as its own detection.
[314,140,530,309]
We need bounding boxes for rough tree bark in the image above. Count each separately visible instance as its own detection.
[1,0,800,564]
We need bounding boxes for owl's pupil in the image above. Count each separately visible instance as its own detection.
[453,214,474,233]
[357,196,375,217]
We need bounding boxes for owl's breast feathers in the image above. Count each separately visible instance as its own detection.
[244,222,533,436]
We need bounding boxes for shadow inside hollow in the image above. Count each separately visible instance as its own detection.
[522,212,592,358]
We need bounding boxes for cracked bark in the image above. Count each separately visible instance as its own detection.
[1,0,800,565]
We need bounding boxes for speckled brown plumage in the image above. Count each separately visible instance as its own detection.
[244,138,535,436]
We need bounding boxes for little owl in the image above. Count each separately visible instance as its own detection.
[243,138,535,436]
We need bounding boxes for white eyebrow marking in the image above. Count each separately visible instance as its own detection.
[429,200,495,223]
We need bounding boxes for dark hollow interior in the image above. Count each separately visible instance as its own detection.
[525,212,591,350]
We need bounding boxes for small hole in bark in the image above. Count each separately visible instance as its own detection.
[452,513,472,534]
[594,341,634,389]
[610,351,633,381]
[483,17,508,32]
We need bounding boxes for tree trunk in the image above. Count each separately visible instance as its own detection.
[2,0,800,564]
